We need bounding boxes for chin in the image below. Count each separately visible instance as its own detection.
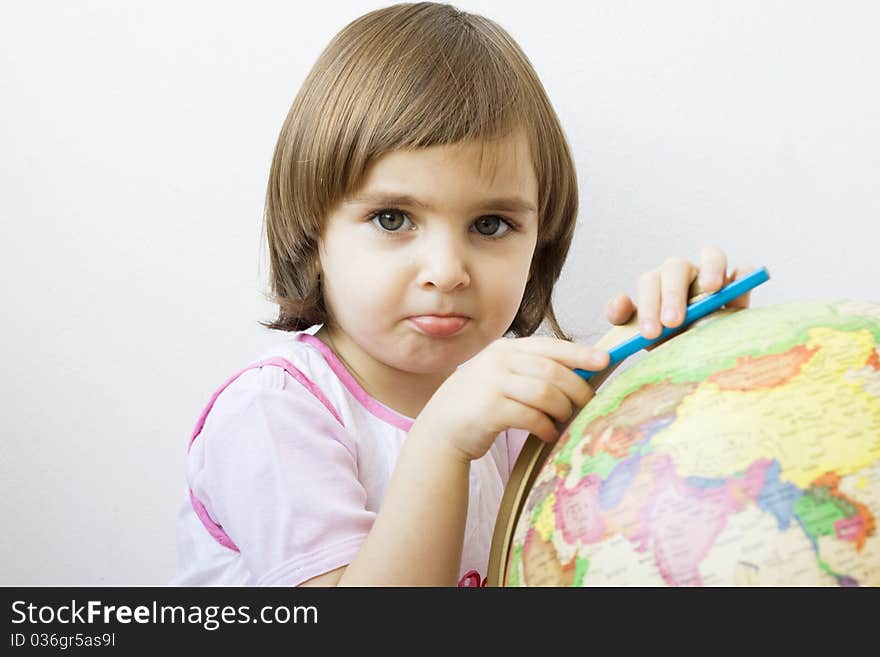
[385,344,466,375]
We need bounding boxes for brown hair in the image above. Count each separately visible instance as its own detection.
[260,2,578,341]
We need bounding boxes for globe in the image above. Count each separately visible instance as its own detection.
[492,300,880,586]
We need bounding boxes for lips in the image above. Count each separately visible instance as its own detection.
[408,315,469,337]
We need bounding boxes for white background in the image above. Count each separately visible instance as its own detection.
[2,0,878,584]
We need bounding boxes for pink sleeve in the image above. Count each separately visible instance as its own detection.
[189,367,375,586]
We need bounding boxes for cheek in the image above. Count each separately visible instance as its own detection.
[323,249,400,313]
[478,256,531,312]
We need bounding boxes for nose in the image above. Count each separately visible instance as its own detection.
[415,231,471,291]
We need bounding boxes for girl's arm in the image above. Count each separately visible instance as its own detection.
[310,334,610,586]
[327,421,469,587]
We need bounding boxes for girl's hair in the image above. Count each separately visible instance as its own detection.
[260,2,578,341]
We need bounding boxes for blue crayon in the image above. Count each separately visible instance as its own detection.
[575,266,771,381]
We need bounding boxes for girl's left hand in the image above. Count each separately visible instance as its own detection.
[605,246,756,339]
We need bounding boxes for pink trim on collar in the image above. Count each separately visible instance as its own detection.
[298,332,415,432]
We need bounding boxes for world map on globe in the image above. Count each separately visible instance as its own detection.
[504,300,880,586]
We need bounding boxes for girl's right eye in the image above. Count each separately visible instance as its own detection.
[369,208,413,234]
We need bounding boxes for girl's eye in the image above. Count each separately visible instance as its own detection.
[368,208,516,239]
[473,216,510,238]
[372,209,412,233]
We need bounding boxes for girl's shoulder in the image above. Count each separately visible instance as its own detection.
[195,327,409,449]
[187,328,365,470]
[206,328,347,422]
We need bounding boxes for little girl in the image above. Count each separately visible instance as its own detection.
[173,2,751,587]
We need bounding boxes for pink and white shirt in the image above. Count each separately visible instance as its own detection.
[172,327,529,587]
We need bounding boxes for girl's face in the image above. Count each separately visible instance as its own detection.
[318,128,539,378]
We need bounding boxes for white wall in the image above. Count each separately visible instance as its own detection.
[2,0,878,584]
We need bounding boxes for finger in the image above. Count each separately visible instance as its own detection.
[499,397,561,444]
[605,293,636,325]
[659,257,697,329]
[508,352,598,415]
[513,336,610,373]
[502,373,582,425]
[636,269,662,339]
[725,264,757,309]
[697,246,728,294]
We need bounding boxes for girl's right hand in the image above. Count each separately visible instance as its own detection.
[414,337,610,463]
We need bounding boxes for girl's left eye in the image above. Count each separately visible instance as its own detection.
[367,208,517,239]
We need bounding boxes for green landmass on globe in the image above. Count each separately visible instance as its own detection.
[505,300,880,586]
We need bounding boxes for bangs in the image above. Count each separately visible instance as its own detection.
[292,3,555,211]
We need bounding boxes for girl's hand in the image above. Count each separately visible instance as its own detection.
[415,337,610,463]
[604,246,756,339]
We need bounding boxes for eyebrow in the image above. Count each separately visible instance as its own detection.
[346,192,538,215]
